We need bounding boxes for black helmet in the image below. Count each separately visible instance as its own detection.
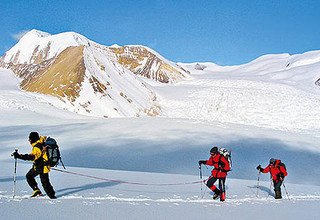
[29,132,40,143]
[269,158,276,165]
[210,146,219,154]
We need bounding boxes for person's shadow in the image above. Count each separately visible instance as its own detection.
[0,176,25,182]
[56,181,119,197]
[248,185,274,197]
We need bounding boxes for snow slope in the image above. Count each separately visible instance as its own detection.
[2,30,320,134]
[1,37,320,219]
[0,72,319,220]
[161,51,320,132]
[0,68,89,124]
[76,45,159,117]
[0,67,319,185]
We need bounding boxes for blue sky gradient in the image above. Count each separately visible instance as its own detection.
[1,0,319,65]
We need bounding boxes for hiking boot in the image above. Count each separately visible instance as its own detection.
[49,195,57,199]
[212,188,221,200]
[220,192,226,202]
[275,190,282,199]
[213,193,220,200]
[31,189,43,197]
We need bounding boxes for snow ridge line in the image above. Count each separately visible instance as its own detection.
[52,168,204,186]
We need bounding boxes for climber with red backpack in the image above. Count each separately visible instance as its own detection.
[198,146,231,201]
[257,158,288,199]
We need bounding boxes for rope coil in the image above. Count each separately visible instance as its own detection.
[52,167,204,186]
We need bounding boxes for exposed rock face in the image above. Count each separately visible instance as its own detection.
[20,46,85,102]
[110,46,188,83]
[194,63,207,70]
[29,42,52,64]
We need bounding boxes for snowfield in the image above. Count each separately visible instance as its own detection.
[1,163,319,220]
[156,78,320,131]
[161,50,320,132]
[1,47,320,219]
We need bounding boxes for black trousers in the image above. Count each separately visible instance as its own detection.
[206,176,226,193]
[26,168,55,197]
[273,180,283,192]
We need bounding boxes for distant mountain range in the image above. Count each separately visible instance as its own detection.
[1,29,320,132]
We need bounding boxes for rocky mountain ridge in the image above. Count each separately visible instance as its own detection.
[0,29,189,117]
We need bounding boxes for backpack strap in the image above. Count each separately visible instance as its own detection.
[60,158,66,169]
[218,154,226,169]
[277,164,285,174]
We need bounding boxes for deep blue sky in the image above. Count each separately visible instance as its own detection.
[1,0,319,65]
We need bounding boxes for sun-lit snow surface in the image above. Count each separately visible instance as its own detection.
[159,50,320,132]
[3,29,320,132]
[1,46,320,219]
[0,162,319,220]
[3,29,90,64]
[1,66,320,219]
[77,46,157,117]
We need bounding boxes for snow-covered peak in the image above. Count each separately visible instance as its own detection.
[21,29,51,39]
[287,50,320,69]
[180,50,320,76]
[110,44,121,48]
[3,29,91,64]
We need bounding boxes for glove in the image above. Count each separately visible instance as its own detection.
[12,151,21,159]
[198,160,206,165]
[256,165,262,171]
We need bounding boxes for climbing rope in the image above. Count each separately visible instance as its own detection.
[52,167,204,186]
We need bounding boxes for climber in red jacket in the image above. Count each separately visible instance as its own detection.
[257,158,288,199]
[199,146,231,201]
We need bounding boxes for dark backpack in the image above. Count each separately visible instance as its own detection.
[278,161,287,172]
[45,137,61,167]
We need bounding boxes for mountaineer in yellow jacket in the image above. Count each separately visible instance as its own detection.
[13,132,56,199]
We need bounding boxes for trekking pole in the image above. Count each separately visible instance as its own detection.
[266,178,273,199]
[256,171,261,197]
[199,164,203,192]
[11,148,18,199]
[282,181,290,200]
